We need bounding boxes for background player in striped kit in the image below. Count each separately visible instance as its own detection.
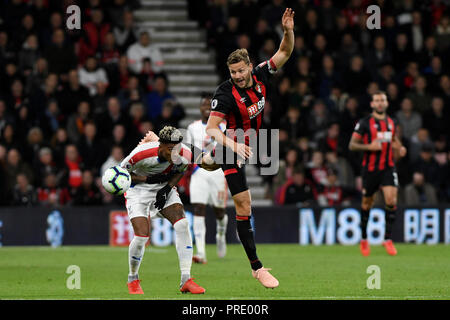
[349,91,407,257]
[121,126,205,295]
[185,93,228,264]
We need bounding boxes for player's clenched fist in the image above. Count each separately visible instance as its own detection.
[155,184,172,210]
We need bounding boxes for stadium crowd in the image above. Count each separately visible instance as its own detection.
[189,0,450,206]
[0,0,449,208]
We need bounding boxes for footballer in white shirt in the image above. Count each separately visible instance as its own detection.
[185,93,229,264]
[120,126,206,295]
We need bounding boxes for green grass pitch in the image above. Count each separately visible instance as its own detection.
[0,244,449,300]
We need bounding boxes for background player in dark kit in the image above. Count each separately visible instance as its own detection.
[349,91,407,257]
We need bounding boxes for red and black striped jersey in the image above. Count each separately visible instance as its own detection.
[352,114,397,172]
[210,59,277,145]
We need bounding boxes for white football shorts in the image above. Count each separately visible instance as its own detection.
[189,167,227,208]
[124,184,183,220]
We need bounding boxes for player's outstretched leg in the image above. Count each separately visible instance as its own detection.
[234,191,278,289]
[214,207,228,258]
[162,204,205,294]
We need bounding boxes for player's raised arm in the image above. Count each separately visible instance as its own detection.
[270,8,295,70]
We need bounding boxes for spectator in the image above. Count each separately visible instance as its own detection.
[408,128,432,163]
[12,173,37,206]
[153,99,185,133]
[78,9,111,65]
[50,128,70,168]
[272,148,299,197]
[145,74,174,120]
[423,97,448,141]
[76,121,107,173]
[5,148,34,194]
[110,123,133,155]
[127,31,164,74]
[18,34,40,75]
[404,171,438,205]
[325,150,355,189]
[61,144,84,192]
[43,29,77,76]
[434,15,450,53]
[39,99,65,138]
[57,69,91,116]
[0,123,21,151]
[316,168,349,206]
[96,97,132,140]
[343,55,371,97]
[279,168,315,206]
[78,56,109,97]
[72,170,103,206]
[66,101,91,144]
[395,97,422,141]
[307,100,331,141]
[100,145,124,176]
[412,143,440,189]
[317,122,345,156]
[279,106,308,142]
[33,147,58,188]
[306,150,328,187]
[113,11,138,53]
[101,32,120,67]
[25,57,49,95]
[391,33,414,73]
[129,102,148,140]
[406,76,432,114]
[365,36,393,78]
[37,172,71,207]
[117,75,145,110]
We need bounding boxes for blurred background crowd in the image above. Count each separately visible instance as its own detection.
[0,0,449,208]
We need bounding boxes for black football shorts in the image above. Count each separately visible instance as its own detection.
[362,167,399,197]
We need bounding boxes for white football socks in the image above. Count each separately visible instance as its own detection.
[173,218,193,285]
[193,215,206,259]
[216,214,228,236]
[128,235,149,283]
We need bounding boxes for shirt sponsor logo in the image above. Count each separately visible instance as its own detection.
[247,97,265,119]
[377,131,392,142]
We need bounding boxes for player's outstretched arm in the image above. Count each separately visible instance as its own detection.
[206,115,252,160]
[270,8,295,70]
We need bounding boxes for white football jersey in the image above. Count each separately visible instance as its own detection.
[120,141,192,190]
[185,120,226,152]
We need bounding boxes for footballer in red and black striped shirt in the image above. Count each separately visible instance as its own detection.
[349,91,407,257]
[206,8,295,288]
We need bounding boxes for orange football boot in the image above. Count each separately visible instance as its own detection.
[127,280,144,294]
[180,278,205,294]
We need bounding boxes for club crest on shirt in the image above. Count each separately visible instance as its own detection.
[255,84,262,93]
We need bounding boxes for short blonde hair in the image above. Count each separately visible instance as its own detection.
[227,48,250,66]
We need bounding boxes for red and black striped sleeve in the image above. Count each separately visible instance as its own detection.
[253,59,277,83]
[210,84,234,119]
[352,118,367,140]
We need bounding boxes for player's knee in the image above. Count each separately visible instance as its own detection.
[193,204,206,216]
[235,199,251,214]
[173,217,189,233]
[361,199,373,211]
[214,208,226,219]
[385,197,397,207]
